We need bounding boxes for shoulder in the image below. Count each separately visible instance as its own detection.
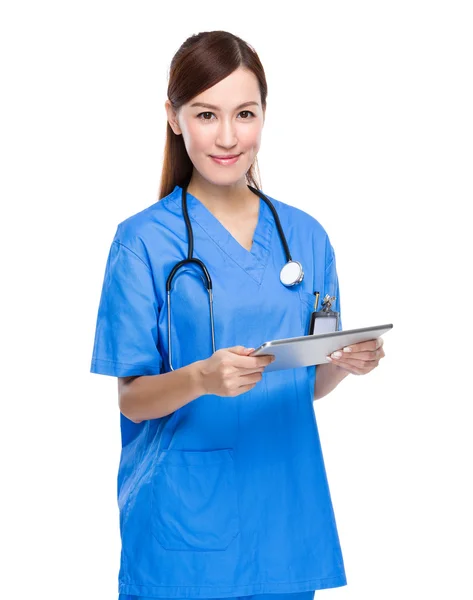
[111,189,177,264]
[267,192,337,269]
[266,192,330,243]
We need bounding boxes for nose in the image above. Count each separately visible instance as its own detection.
[215,117,238,148]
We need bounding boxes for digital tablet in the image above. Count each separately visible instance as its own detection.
[249,324,393,372]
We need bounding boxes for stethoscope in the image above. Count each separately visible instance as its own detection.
[166,182,304,370]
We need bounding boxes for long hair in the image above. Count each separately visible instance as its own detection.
[158,30,267,201]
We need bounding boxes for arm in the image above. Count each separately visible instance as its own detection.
[313,362,350,401]
[118,361,206,423]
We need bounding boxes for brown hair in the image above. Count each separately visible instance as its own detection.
[158,30,268,201]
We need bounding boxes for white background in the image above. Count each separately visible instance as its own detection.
[1,1,472,599]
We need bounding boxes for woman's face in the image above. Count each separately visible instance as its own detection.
[166,67,265,187]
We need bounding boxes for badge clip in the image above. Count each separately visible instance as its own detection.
[308,293,340,335]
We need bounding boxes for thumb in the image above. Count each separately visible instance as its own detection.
[228,345,255,355]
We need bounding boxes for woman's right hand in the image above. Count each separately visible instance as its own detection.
[198,346,275,397]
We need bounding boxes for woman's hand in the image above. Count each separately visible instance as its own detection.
[326,337,385,376]
[199,346,275,397]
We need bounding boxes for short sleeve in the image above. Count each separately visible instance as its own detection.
[324,243,343,331]
[90,235,163,377]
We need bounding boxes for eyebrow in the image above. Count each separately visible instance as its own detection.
[189,101,259,110]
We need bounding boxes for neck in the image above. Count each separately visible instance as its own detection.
[186,174,257,217]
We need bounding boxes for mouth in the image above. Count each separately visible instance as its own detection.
[210,153,240,158]
[210,153,241,165]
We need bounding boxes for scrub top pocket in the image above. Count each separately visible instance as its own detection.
[151,448,240,551]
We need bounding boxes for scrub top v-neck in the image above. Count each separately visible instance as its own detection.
[90,184,347,598]
[173,185,275,284]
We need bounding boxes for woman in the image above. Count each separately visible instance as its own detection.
[90,30,385,600]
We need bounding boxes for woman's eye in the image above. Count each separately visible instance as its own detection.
[197,111,255,121]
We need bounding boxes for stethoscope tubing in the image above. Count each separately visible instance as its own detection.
[166,182,299,371]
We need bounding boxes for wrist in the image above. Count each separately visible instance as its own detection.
[189,359,208,397]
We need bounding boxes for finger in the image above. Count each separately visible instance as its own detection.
[328,356,379,372]
[232,353,274,369]
[227,345,253,355]
[239,371,264,386]
[238,365,267,375]
[339,337,384,354]
[330,349,381,361]
[326,358,366,375]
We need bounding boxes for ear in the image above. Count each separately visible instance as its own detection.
[165,99,182,135]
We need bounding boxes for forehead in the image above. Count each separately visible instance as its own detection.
[186,68,260,110]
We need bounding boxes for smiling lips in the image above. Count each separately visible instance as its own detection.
[210,154,241,165]
[211,154,240,158]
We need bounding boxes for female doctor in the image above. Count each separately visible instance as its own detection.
[90,30,385,600]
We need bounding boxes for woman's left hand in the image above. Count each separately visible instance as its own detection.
[326,337,385,376]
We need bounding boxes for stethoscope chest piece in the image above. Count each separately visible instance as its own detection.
[280,260,304,287]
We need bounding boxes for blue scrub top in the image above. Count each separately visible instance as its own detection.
[90,184,347,598]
